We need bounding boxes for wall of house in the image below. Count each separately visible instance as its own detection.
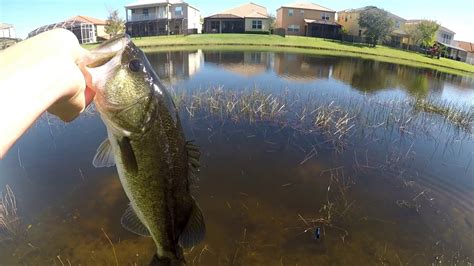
[186,6,201,33]
[466,52,474,65]
[0,27,16,38]
[244,18,270,32]
[96,25,108,38]
[277,7,336,36]
[337,11,361,36]
[436,29,454,45]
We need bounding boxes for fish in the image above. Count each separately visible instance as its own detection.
[87,35,205,265]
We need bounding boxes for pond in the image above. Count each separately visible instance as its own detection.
[1,49,473,265]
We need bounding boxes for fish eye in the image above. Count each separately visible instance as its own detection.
[129,59,142,72]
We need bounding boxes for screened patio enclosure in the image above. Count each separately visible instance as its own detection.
[28,19,97,44]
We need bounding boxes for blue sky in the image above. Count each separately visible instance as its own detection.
[1,0,473,42]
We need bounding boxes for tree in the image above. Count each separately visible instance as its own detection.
[268,13,277,31]
[105,10,125,37]
[416,20,439,47]
[358,8,394,47]
[403,23,420,50]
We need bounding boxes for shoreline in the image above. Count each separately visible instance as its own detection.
[84,34,474,77]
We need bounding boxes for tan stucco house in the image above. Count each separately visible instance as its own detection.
[337,6,407,47]
[203,2,270,33]
[456,41,474,65]
[70,15,108,40]
[276,2,340,38]
[125,0,202,37]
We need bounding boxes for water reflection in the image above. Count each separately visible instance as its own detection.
[146,50,203,84]
[204,51,272,77]
[150,50,473,100]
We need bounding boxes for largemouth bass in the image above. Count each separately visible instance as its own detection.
[88,35,205,265]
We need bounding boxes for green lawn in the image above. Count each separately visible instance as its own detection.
[84,34,474,76]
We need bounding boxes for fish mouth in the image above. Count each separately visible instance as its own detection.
[86,35,130,108]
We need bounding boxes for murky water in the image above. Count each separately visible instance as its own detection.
[1,50,473,265]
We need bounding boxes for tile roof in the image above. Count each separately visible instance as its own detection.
[69,15,106,25]
[405,19,455,34]
[456,41,474,53]
[0,23,13,29]
[207,2,269,19]
[280,2,335,12]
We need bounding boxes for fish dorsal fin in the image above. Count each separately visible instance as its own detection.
[179,199,206,248]
[93,139,116,168]
[121,204,151,237]
[186,141,201,181]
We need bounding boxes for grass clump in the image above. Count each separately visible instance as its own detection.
[414,98,474,133]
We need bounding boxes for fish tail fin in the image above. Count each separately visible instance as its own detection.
[149,254,170,266]
[149,254,185,266]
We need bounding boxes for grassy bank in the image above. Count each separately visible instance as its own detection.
[84,34,474,76]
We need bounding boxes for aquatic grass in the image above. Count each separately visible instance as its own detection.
[413,98,474,133]
[0,185,20,239]
[173,86,472,157]
[298,167,354,243]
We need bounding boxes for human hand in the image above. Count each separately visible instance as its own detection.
[35,29,96,121]
[0,28,96,158]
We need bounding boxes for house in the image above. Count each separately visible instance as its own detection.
[203,3,271,34]
[124,0,201,37]
[337,6,407,47]
[404,20,455,45]
[276,2,341,39]
[69,15,108,40]
[404,20,463,59]
[0,23,16,39]
[28,16,106,44]
[455,41,474,65]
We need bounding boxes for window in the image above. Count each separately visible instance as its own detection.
[210,21,220,33]
[252,20,262,29]
[395,21,400,28]
[131,9,135,14]
[175,6,183,16]
[345,17,348,22]
[287,24,300,33]
[288,9,294,16]
[143,8,148,16]
[321,12,330,20]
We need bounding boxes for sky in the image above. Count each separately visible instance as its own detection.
[1,0,473,42]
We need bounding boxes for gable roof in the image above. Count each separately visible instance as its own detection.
[279,2,335,12]
[69,15,106,25]
[0,23,13,29]
[405,19,455,34]
[338,6,405,21]
[456,41,474,53]
[207,2,269,19]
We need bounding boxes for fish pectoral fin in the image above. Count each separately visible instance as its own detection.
[186,141,201,182]
[93,139,116,168]
[118,137,139,175]
[121,204,151,237]
[179,199,206,248]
